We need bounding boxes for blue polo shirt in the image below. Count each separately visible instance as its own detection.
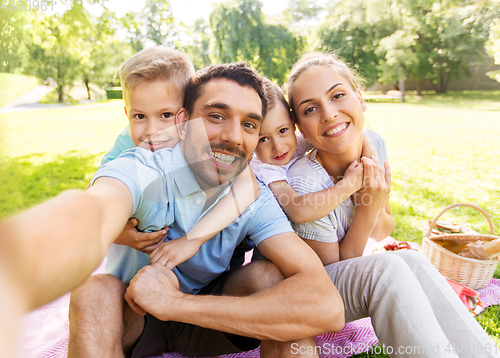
[92,144,293,294]
[100,125,135,166]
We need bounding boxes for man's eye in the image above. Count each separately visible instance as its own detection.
[162,113,173,118]
[135,114,145,120]
[244,122,256,130]
[211,114,223,120]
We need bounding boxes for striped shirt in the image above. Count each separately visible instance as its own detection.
[286,129,388,243]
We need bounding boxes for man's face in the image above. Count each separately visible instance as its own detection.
[178,78,263,191]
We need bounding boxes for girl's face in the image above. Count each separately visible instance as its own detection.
[255,102,298,165]
[291,65,366,155]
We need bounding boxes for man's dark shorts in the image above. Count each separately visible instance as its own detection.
[130,244,260,357]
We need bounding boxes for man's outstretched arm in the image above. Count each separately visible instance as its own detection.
[0,177,133,310]
[126,232,345,342]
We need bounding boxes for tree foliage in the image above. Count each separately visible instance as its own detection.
[316,0,498,93]
[210,0,302,84]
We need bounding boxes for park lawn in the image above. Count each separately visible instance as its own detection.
[0,96,499,356]
[0,73,39,107]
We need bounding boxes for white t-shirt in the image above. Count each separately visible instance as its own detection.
[250,133,313,186]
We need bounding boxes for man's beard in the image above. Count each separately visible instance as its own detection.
[182,118,249,190]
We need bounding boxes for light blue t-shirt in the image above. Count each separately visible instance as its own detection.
[92,143,293,294]
[287,129,388,244]
[100,125,135,166]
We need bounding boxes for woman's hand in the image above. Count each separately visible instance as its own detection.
[353,155,391,214]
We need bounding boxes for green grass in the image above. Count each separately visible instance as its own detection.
[0,93,500,357]
[0,73,39,107]
[0,103,127,217]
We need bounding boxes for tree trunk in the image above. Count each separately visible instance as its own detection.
[416,80,423,96]
[437,70,447,93]
[58,85,64,103]
[85,79,91,100]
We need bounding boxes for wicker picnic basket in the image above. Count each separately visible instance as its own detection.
[421,203,500,290]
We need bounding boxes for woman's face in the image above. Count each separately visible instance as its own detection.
[291,65,366,155]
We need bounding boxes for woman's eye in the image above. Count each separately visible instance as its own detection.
[333,93,345,100]
[279,128,288,134]
[259,137,268,143]
[304,107,315,115]
[135,114,145,120]
[162,112,173,118]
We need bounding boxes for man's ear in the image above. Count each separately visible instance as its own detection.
[356,89,367,112]
[175,108,189,140]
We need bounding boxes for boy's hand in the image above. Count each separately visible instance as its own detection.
[149,235,202,269]
[341,160,364,192]
[114,218,167,254]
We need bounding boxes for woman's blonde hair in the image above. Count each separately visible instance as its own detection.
[284,52,364,113]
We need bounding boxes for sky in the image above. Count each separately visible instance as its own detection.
[84,0,293,26]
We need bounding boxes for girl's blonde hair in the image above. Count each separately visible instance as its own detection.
[284,52,364,114]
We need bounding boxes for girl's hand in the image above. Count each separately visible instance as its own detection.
[149,235,202,269]
[353,156,391,213]
[114,218,167,254]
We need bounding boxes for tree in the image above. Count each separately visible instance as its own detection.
[486,19,500,82]
[316,0,393,86]
[144,0,177,47]
[182,18,212,70]
[80,10,133,99]
[25,9,87,102]
[210,0,302,83]
[0,10,28,72]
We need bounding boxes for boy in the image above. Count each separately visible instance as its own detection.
[101,47,259,275]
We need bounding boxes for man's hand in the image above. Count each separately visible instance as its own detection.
[114,218,167,254]
[149,235,202,269]
[124,263,184,320]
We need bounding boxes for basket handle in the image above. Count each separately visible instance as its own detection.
[426,203,495,237]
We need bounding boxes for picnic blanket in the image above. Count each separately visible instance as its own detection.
[18,243,500,358]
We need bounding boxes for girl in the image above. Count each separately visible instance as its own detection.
[251,79,378,263]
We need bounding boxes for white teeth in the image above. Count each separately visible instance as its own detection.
[210,151,236,165]
[325,123,348,136]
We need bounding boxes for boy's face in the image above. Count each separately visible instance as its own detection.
[255,102,297,166]
[125,80,183,151]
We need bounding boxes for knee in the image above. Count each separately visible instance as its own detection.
[245,260,285,294]
[70,274,125,313]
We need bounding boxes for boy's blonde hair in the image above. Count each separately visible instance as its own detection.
[120,46,195,103]
[285,52,364,113]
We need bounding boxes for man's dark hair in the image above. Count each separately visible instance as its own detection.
[183,62,268,118]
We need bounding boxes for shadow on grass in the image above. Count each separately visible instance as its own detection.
[0,152,101,219]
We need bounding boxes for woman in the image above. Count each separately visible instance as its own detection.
[284,52,497,358]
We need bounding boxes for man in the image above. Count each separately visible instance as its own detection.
[0,63,344,358]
